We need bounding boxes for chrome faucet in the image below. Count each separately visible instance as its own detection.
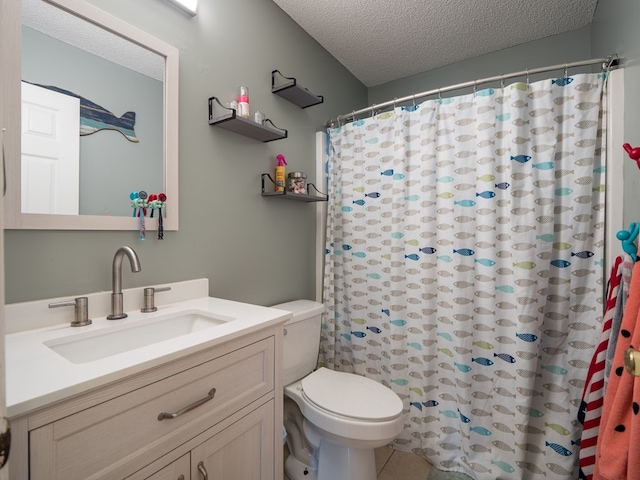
[107,246,141,320]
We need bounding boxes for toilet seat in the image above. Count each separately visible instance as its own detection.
[301,368,403,421]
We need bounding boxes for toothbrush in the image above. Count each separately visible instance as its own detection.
[138,191,148,241]
[157,193,166,240]
[130,191,140,217]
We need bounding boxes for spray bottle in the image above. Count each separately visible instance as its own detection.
[275,154,287,192]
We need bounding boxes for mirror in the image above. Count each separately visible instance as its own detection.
[6,0,179,230]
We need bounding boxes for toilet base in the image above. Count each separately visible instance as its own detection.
[317,441,376,480]
[285,453,318,480]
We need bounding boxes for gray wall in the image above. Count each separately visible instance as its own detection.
[591,0,640,227]
[368,27,592,108]
[5,0,367,305]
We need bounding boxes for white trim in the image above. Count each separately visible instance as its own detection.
[605,69,625,278]
[315,131,327,302]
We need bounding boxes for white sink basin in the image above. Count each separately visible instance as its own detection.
[43,310,233,364]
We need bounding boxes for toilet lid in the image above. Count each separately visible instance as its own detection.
[301,368,403,421]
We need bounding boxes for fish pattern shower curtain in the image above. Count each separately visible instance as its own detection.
[322,73,607,479]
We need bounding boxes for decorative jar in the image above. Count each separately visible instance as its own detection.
[287,172,307,194]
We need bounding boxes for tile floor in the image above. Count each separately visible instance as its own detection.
[375,446,433,480]
[284,445,433,480]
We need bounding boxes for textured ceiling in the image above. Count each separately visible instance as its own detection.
[22,0,164,81]
[272,0,599,87]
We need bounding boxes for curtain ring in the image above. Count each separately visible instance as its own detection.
[500,73,504,89]
[603,53,619,72]
[393,97,397,109]
[371,103,376,116]
[412,94,416,108]
[473,79,477,95]
[526,68,530,85]
[438,87,442,100]
[564,63,568,78]
[351,110,356,123]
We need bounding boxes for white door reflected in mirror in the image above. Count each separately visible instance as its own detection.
[21,81,79,215]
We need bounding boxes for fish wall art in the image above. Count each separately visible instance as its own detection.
[25,81,139,142]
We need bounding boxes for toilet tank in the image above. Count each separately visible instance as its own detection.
[271,300,326,386]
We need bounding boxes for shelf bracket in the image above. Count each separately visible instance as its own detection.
[271,70,324,109]
[208,97,287,142]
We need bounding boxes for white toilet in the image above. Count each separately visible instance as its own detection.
[272,300,404,480]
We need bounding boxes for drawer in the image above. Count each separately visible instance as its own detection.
[30,337,274,480]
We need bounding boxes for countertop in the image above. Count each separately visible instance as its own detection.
[5,291,291,418]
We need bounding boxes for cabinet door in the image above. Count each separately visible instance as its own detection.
[145,454,190,480]
[192,401,274,480]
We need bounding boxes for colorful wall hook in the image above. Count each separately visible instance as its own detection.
[616,222,639,261]
[623,143,640,169]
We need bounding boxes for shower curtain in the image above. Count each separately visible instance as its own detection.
[321,72,607,479]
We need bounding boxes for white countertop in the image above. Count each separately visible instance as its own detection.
[5,282,291,418]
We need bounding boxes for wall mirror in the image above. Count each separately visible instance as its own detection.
[6,0,179,230]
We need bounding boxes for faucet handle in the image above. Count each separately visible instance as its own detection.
[49,297,92,327]
[141,287,171,313]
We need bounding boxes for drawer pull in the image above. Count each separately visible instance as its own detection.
[157,388,216,421]
[197,461,208,479]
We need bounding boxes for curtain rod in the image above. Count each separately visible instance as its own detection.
[328,54,619,127]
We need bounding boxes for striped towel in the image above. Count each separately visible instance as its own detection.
[578,256,623,479]
[594,261,640,479]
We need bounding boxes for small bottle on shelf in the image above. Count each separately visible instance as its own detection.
[237,86,250,119]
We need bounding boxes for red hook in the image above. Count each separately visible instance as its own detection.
[623,143,640,169]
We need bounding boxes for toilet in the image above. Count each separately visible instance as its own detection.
[272,300,404,480]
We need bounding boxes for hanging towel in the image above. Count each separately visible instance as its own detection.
[594,261,640,479]
[579,256,623,480]
[605,254,635,386]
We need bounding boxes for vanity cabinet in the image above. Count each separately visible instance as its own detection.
[190,400,274,479]
[137,401,273,480]
[11,326,283,480]
[143,454,189,480]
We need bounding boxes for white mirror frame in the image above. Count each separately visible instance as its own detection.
[6,0,179,230]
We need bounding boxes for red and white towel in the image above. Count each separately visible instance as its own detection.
[594,261,640,479]
[579,256,623,479]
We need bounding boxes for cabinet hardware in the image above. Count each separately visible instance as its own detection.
[2,141,6,197]
[157,388,216,420]
[197,461,208,479]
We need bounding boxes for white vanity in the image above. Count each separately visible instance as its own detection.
[5,279,290,479]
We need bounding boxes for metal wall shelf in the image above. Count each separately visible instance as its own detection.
[208,97,287,142]
[261,173,328,202]
[271,70,324,109]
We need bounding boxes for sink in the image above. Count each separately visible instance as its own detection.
[43,310,233,364]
